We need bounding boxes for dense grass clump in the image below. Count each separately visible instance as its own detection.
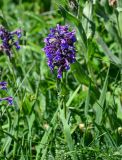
[0,0,122,159]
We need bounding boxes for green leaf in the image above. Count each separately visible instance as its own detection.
[36,108,59,160]
[96,34,121,66]
[94,69,109,124]
[84,85,90,117]
[83,1,95,38]
[66,84,81,107]
[0,15,8,29]
[118,11,122,37]
[58,5,87,48]
[24,11,45,24]
[117,97,122,120]
[71,61,90,86]
[59,108,77,160]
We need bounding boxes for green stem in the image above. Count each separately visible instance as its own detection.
[57,73,77,160]
[62,72,67,118]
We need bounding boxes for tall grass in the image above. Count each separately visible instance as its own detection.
[0,0,122,159]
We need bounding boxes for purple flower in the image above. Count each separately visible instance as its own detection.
[0,26,21,57]
[0,81,7,90]
[43,24,76,78]
[11,29,22,38]
[0,96,13,105]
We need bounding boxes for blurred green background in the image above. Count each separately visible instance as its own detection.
[0,0,122,159]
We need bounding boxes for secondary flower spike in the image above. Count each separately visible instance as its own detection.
[43,24,76,78]
[0,26,21,57]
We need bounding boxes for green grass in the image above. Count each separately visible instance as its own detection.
[0,0,122,159]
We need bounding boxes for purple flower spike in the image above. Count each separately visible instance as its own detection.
[0,96,13,105]
[43,24,76,78]
[0,81,7,90]
[0,26,21,57]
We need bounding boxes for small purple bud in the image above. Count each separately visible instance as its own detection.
[14,41,20,50]
[15,30,22,38]
[5,97,13,105]
[0,96,13,105]
[0,81,7,90]
[57,67,63,79]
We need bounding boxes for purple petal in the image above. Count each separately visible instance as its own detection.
[0,96,13,105]
[0,81,7,90]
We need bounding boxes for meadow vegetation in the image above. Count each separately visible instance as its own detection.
[0,0,122,159]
